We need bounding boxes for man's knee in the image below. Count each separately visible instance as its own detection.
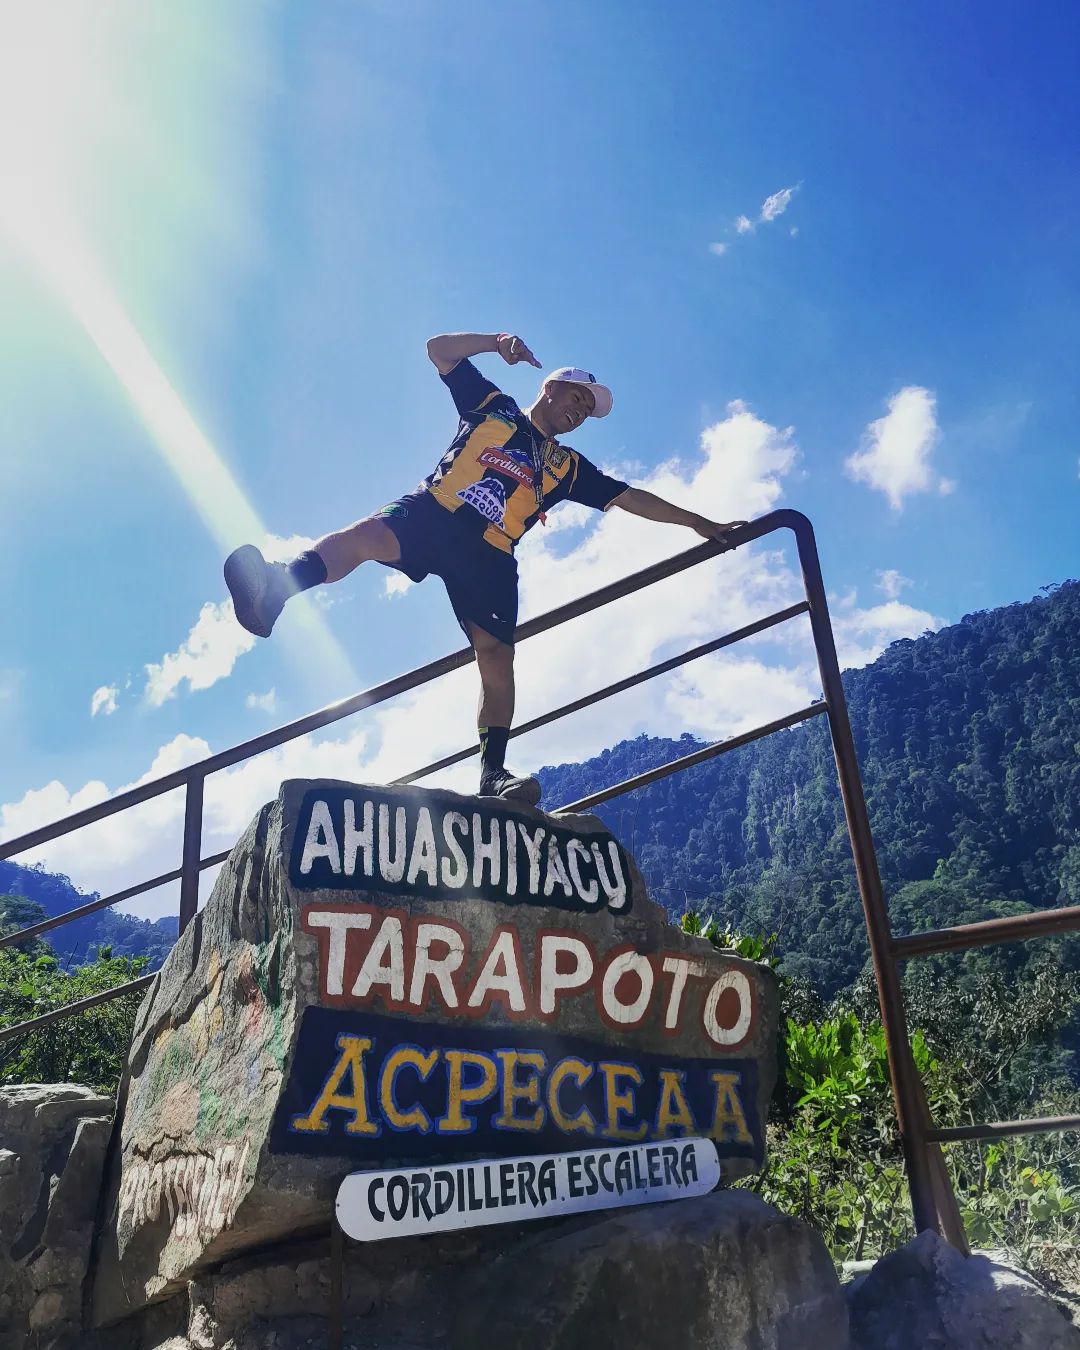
[470,626,514,667]
[350,517,400,563]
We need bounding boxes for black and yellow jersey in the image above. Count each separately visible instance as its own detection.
[420,360,628,554]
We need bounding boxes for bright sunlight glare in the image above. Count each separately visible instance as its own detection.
[0,1,357,693]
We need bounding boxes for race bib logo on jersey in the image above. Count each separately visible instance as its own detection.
[457,478,508,526]
[479,449,534,487]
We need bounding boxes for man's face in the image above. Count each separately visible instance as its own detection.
[542,380,596,435]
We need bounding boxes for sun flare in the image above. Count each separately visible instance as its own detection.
[0,1,357,693]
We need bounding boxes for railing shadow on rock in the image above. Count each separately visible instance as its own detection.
[4,508,1078,1248]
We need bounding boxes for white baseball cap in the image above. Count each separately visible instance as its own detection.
[546,366,613,418]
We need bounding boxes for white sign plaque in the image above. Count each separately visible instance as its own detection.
[336,1136,721,1242]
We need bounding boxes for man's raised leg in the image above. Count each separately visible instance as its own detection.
[469,625,541,806]
[225,518,401,638]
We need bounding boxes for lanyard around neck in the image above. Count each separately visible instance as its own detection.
[527,423,550,524]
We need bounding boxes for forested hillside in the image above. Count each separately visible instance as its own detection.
[0,862,176,969]
[538,579,1080,996]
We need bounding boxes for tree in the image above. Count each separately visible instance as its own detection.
[0,943,149,1094]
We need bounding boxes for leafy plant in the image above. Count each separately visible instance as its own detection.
[0,944,149,1094]
[685,916,1080,1277]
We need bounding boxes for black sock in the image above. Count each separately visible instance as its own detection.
[479,727,510,777]
[287,550,328,592]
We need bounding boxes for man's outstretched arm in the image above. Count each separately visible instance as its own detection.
[610,487,747,544]
[427,332,542,375]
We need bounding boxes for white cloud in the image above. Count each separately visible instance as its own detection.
[0,723,381,922]
[245,689,277,713]
[876,569,912,600]
[261,532,316,563]
[535,501,592,534]
[832,600,939,670]
[664,657,819,741]
[845,386,948,510]
[0,734,215,921]
[3,402,943,921]
[708,242,728,257]
[120,533,318,712]
[725,186,800,248]
[144,600,256,706]
[760,185,798,222]
[383,572,415,599]
[90,685,118,717]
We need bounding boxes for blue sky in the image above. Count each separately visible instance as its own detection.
[1,0,1076,917]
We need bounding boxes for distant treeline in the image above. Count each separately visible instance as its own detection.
[0,866,177,970]
[539,578,1080,998]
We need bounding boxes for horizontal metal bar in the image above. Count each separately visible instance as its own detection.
[892,903,1080,960]
[928,1115,1080,1143]
[0,607,813,954]
[0,607,810,954]
[0,974,157,1046]
[0,536,751,863]
[556,703,828,814]
[396,601,811,786]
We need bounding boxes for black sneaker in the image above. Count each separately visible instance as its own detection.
[224,544,291,638]
[479,767,542,807]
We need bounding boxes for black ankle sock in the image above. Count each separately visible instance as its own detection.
[479,726,510,776]
[287,550,328,592]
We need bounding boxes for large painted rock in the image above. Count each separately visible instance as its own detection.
[93,779,780,1327]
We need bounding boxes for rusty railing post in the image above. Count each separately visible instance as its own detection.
[784,511,940,1235]
[178,775,204,935]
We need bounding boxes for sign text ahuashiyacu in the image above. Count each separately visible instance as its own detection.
[290,786,631,914]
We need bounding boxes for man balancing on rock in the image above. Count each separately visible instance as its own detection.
[224,331,746,806]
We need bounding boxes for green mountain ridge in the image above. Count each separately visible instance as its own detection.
[537,578,1080,995]
[0,863,177,969]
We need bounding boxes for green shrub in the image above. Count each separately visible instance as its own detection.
[0,945,149,1095]
[682,911,1080,1275]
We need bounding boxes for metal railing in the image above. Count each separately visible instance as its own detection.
[3,507,1078,1245]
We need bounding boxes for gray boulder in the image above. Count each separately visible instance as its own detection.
[87,1190,846,1349]
[0,1083,114,1350]
[451,1188,849,1350]
[848,1229,1080,1349]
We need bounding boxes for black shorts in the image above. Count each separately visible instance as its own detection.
[375,492,519,646]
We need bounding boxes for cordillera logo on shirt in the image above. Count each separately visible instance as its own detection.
[478,449,534,487]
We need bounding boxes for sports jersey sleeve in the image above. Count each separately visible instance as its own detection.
[566,452,629,511]
[441,359,503,417]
